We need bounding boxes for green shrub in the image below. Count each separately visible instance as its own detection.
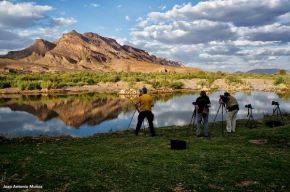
[57,83,67,88]
[0,81,11,89]
[170,81,184,89]
[196,80,207,86]
[225,76,243,85]
[279,69,286,75]
[85,78,95,85]
[77,82,85,87]
[151,80,161,89]
[17,81,40,90]
[274,76,283,85]
[40,81,58,89]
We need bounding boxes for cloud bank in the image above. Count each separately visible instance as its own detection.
[127,0,290,72]
[0,1,77,53]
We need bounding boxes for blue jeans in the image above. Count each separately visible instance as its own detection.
[196,113,209,136]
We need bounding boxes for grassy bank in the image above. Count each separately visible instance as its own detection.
[1,118,290,191]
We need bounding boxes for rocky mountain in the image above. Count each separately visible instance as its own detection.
[0,30,191,73]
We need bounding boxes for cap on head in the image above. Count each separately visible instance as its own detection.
[142,87,147,94]
[200,91,206,97]
[224,92,230,96]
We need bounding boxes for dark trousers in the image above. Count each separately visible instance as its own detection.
[135,111,156,136]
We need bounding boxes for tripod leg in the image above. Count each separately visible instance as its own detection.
[245,117,250,127]
[187,110,195,135]
[278,107,285,125]
[128,109,136,129]
[192,115,196,131]
[211,104,221,129]
[221,105,224,134]
[270,107,278,122]
[251,117,256,128]
[143,118,146,135]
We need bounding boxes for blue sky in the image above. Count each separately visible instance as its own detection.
[0,0,290,72]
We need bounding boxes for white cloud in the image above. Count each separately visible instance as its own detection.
[132,20,237,44]
[129,28,138,31]
[0,29,33,51]
[118,5,122,8]
[97,26,105,30]
[116,38,129,46]
[116,28,121,32]
[0,1,53,29]
[51,17,77,27]
[239,23,290,42]
[18,27,61,41]
[137,20,149,28]
[233,40,280,47]
[158,5,166,10]
[125,16,130,21]
[0,1,77,55]
[136,17,143,22]
[91,3,100,8]
[148,0,290,27]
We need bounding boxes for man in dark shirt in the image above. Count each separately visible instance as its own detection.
[195,91,211,137]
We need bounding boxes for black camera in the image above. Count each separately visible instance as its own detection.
[220,95,225,99]
[192,102,197,105]
[245,104,252,108]
[271,101,279,105]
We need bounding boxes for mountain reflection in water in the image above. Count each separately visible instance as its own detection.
[0,91,289,137]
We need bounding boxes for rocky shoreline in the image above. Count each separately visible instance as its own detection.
[0,79,289,97]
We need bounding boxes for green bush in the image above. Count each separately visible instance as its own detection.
[85,78,95,85]
[196,80,207,86]
[225,76,243,85]
[0,81,11,89]
[40,81,58,89]
[57,82,67,88]
[151,80,161,89]
[17,81,40,90]
[274,76,283,85]
[170,81,184,89]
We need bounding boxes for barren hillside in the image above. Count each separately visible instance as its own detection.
[0,30,201,73]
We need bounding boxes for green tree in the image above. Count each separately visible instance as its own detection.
[279,69,286,75]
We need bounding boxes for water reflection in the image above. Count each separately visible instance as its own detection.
[0,91,289,137]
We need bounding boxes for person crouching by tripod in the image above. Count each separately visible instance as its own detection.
[219,92,239,133]
[135,88,156,137]
[195,91,211,137]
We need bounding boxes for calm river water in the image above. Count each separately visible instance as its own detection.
[0,91,289,137]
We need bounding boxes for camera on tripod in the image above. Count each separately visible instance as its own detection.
[271,101,279,105]
[245,104,252,108]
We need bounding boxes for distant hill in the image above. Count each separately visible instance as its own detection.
[235,68,289,74]
[0,30,202,73]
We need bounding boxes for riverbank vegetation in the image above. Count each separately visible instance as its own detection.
[0,71,289,91]
[1,116,290,191]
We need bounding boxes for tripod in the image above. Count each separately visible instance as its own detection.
[187,109,197,135]
[211,104,227,133]
[270,104,285,126]
[245,107,256,128]
[127,109,146,134]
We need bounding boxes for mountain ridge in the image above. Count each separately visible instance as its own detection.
[235,68,290,74]
[0,30,196,73]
